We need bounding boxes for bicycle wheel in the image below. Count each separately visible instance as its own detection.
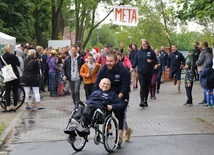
[10,86,25,110]
[70,132,87,152]
[102,115,119,153]
[0,89,6,110]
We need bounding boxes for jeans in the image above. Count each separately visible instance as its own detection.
[69,79,81,107]
[49,72,57,95]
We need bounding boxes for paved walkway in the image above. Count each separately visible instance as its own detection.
[0,81,214,146]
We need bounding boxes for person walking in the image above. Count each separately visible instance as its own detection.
[94,53,132,146]
[21,49,45,110]
[183,62,194,106]
[130,39,158,107]
[63,46,84,109]
[80,53,100,99]
[129,44,138,89]
[159,46,168,83]
[1,44,20,112]
[167,45,185,93]
[149,49,160,99]
[156,49,163,93]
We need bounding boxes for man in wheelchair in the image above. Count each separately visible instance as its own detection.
[64,78,126,133]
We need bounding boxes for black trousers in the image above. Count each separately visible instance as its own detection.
[185,84,193,103]
[84,84,94,99]
[156,71,162,91]
[5,79,19,106]
[138,73,152,103]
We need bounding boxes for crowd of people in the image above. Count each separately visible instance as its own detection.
[1,40,214,147]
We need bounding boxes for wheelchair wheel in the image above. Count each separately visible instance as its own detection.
[102,115,119,153]
[71,133,87,152]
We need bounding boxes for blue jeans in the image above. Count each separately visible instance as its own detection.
[49,72,57,95]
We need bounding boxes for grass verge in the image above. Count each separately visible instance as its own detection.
[0,124,5,135]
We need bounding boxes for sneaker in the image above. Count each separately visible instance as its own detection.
[203,105,211,108]
[139,102,145,107]
[183,103,193,106]
[37,106,45,110]
[25,106,32,110]
[118,137,123,145]
[198,101,205,105]
[157,90,159,93]
[174,79,177,85]
[71,118,86,131]
[178,89,181,93]
[125,127,133,142]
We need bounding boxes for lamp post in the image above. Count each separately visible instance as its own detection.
[115,32,119,47]
[128,36,132,44]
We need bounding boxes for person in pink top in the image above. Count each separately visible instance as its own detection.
[116,52,132,70]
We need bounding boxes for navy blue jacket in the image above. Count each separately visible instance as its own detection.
[132,48,158,74]
[200,60,214,89]
[159,50,168,67]
[94,63,130,100]
[86,89,126,111]
[129,50,137,65]
[167,51,185,71]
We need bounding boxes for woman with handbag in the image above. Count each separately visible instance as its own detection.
[0,44,20,112]
[21,49,45,110]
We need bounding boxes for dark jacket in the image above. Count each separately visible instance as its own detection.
[0,52,20,78]
[184,69,194,87]
[132,48,158,74]
[159,50,168,67]
[63,54,84,81]
[192,46,200,66]
[129,50,137,65]
[21,57,40,87]
[200,59,214,89]
[167,51,185,71]
[86,89,126,111]
[94,63,131,100]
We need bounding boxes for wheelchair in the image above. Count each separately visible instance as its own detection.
[64,103,119,153]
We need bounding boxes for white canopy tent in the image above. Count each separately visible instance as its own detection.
[0,32,16,45]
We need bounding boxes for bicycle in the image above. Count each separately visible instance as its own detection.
[0,74,25,110]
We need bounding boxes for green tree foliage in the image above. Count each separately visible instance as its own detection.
[176,0,214,20]
[0,0,33,43]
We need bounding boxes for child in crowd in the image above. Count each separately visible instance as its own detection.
[200,60,214,108]
[183,62,194,106]
[57,63,65,96]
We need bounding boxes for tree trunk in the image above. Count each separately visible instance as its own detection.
[33,8,42,45]
[51,0,64,40]
[160,0,172,52]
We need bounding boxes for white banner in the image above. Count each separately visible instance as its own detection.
[113,6,138,26]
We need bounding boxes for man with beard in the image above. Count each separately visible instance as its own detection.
[94,53,132,147]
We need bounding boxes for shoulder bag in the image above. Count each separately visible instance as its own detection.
[1,55,18,83]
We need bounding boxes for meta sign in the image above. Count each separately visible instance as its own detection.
[113,6,138,26]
